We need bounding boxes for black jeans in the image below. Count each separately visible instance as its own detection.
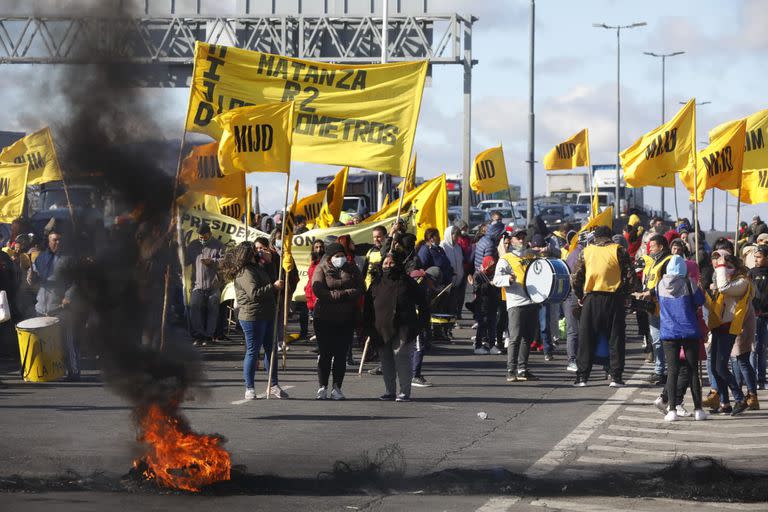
[189,288,221,340]
[496,299,509,347]
[293,301,309,336]
[315,318,354,388]
[577,292,626,381]
[663,339,702,410]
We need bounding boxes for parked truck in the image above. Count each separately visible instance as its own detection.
[591,164,644,216]
[545,172,590,204]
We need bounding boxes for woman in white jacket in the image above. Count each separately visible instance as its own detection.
[441,225,465,319]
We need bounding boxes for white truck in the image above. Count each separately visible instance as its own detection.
[591,165,644,216]
[545,172,590,203]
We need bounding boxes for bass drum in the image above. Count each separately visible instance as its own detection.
[524,258,571,304]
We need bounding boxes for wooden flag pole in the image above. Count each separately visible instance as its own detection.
[281,254,290,372]
[266,172,291,399]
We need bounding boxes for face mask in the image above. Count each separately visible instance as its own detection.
[331,256,346,269]
[200,237,209,245]
[255,250,264,262]
[725,267,735,279]
[275,240,282,250]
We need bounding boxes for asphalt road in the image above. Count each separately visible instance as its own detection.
[1,316,767,510]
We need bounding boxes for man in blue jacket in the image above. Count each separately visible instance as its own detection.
[473,217,506,271]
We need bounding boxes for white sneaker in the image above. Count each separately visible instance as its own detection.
[244,388,256,400]
[471,323,478,329]
[490,346,503,355]
[316,386,327,400]
[310,335,317,341]
[470,335,477,342]
[566,362,578,372]
[664,410,678,422]
[654,396,667,414]
[270,384,288,399]
[676,404,690,417]
[331,385,346,400]
[473,347,490,355]
[694,409,709,421]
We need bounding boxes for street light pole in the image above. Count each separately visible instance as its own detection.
[594,22,646,220]
[526,0,535,225]
[644,51,684,222]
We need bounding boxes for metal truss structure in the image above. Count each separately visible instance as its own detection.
[0,14,474,83]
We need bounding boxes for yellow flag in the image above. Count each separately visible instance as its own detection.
[186,42,428,177]
[711,109,768,172]
[179,141,246,199]
[544,129,590,170]
[218,195,248,220]
[215,102,294,175]
[316,166,349,229]
[397,155,417,195]
[680,120,747,202]
[176,191,221,214]
[283,180,300,272]
[380,193,391,210]
[728,169,768,204]
[412,174,448,241]
[0,127,63,185]
[296,190,325,226]
[471,145,509,194]
[0,162,28,223]
[621,99,696,188]
[568,206,613,254]
[591,188,599,218]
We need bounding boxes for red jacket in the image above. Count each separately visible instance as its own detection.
[305,260,320,310]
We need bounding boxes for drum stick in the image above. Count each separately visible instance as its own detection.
[431,283,453,307]
[358,336,371,376]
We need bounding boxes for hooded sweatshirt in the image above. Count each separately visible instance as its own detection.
[656,255,704,341]
[473,221,505,271]
[492,244,535,308]
[440,225,465,286]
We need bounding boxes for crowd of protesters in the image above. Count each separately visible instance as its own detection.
[1,206,766,420]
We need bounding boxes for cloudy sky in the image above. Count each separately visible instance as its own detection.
[2,0,766,230]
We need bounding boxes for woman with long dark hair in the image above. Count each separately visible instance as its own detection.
[222,238,287,400]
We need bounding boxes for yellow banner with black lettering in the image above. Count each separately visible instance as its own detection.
[544,129,590,170]
[397,155,417,195]
[681,119,747,202]
[620,99,696,188]
[711,109,768,172]
[296,190,325,227]
[185,42,427,177]
[0,127,62,185]
[218,195,248,221]
[471,145,509,194]
[0,162,28,223]
[283,180,300,272]
[729,169,768,204]
[180,141,246,198]
[177,191,221,213]
[316,166,349,229]
[215,102,294,174]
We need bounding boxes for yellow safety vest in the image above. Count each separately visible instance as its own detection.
[708,281,753,335]
[364,247,383,289]
[582,244,621,294]
[501,252,534,286]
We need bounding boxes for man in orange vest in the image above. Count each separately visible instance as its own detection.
[571,225,638,387]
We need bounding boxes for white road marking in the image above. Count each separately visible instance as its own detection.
[230,385,295,405]
[587,444,679,457]
[575,455,668,468]
[608,423,768,438]
[474,497,521,512]
[616,414,768,427]
[599,433,768,450]
[531,498,656,512]
[524,367,644,477]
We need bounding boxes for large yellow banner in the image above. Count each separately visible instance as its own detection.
[621,99,696,188]
[0,127,62,185]
[681,120,747,202]
[180,142,246,198]
[0,162,28,223]
[471,146,509,194]
[316,166,348,228]
[568,206,613,254]
[544,129,590,170]
[215,102,294,174]
[729,169,768,204]
[397,155,417,195]
[712,109,768,172]
[177,191,221,213]
[185,42,427,177]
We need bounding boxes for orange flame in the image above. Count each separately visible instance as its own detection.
[135,404,231,492]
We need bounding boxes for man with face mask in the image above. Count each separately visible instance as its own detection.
[473,218,506,272]
[186,223,224,346]
[493,228,539,381]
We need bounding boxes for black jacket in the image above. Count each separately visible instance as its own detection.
[471,271,501,320]
[749,266,768,316]
[365,269,428,343]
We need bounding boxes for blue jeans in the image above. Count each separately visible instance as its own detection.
[563,293,579,364]
[240,318,277,389]
[711,330,744,404]
[731,353,757,394]
[754,316,768,385]
[649,315,665,376]
[539,303,553,355]
[706,342,718,392]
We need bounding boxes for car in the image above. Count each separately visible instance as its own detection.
[448,206,491,232]
[477,199,513,211]
[512,203,541,229]
[570,204,590,228]
[538,204,574,229]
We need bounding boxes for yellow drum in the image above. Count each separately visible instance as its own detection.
[16,317,66,382]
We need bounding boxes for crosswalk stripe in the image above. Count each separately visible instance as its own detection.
[599,433,768,450]
[616,414,768,427]
[474,497,521,512]
[587,444,679,457]
[531,498,657,512]
[607,423,768,438]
